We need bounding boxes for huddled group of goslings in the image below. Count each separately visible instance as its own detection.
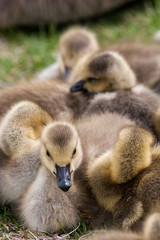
[1,27,160,239]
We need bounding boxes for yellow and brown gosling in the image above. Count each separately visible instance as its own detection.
[20,121,83,232]
[70,50,136,92]
[20,112,157,232]
[19,109,134,232]
[37,27,99,81]
[0,101,52,205]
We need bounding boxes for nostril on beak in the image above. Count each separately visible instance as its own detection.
[58,180,71,192]
[67,175,71,181]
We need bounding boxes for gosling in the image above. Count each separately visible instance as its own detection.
[37,27,99,81]
[69,50,160,139]
[20,112,155,232]
[0,100,52,205]
[70,50,136,92]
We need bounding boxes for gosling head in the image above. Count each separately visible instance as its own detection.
[40,122,82,192]
[58,27,99,80]
[70,51,136,93]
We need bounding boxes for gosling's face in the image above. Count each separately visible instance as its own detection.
[40,122,82,192]
[70,52,116,93]
[70,51,136,93]
[58,28,99,80]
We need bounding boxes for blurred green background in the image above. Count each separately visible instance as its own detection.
[0,0,158,86]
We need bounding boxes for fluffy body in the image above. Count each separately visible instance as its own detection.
[38,30,160,92]
[19,110,160,232]
[19,110,135,232]
[84,231,142,240]
[84,213,160,240]
[106,43,160,91]
[0,58,160,141]
[0,101,52,204]
[87,139,160,230]
[0,101,83,231]
[20,165,79,232]
[69,50,136,90]
[69,49,160,139]
[143,213,160,240]
[0,98,159,232]
[0,80,92,122]
[37,62,61,81]
[82,85,160,139]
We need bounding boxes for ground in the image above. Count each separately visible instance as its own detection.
[0,0,159,239]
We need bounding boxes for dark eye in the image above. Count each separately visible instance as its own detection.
[46,150,51,158]
[87,77,97,83]
[72,148,76,157]
[109,82,113,87]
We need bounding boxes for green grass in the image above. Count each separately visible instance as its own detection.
[90,0,158,44]
[0,26,60,85]
[0,207,89,239]
[0,0,159,238]
[0,0,159,85]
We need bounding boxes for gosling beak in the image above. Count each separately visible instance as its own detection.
[56,164,71,192]
[63,66,71,81]
[70,80,85,93]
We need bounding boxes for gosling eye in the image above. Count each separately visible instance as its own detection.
[109,82,113,87]
[72,148,77,157]
[87,77,97,83]
[46,150,51,158]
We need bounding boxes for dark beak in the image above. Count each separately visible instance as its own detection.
[70,80,85,93]
[56,164,71,192]
[63,66,71,81]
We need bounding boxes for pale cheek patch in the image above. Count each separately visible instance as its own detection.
[42,158,55,174]
[93,92,117,101]
[132,84,146,94]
